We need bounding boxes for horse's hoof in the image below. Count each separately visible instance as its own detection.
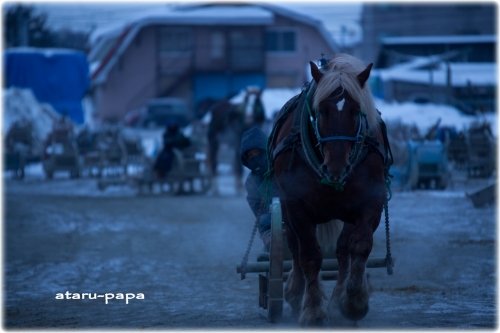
[299,307,327,327]
[339,293,369,321]
[284,293,300,318]
[284,274,304,318]
[326,298,338,317]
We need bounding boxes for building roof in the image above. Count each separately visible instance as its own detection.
[90,3,338,85]
[381,35,496,45]
[375,58,496,87]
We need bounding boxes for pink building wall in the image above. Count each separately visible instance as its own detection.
[93,19,335,121]
[265,15,334,87]
[94,26,157,121]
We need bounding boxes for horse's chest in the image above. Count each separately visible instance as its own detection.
[308,193,357,221]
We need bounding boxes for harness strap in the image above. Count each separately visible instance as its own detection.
[320,135,361,143]
[267,92,304,169]
[318,111,365,144]
[300,91,327,180]
[379,115,394,168]
[272,132,300,161]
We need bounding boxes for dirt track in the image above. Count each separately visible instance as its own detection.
[4,173,496,329]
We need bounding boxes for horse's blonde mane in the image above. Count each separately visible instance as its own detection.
[313,53,380,129]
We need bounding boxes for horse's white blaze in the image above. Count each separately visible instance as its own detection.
[245,94,257,116]
[336,98,345,112]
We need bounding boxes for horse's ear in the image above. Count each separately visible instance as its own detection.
[357,63,373,88]
[310,61,323,83]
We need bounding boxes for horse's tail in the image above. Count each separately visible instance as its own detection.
[316,219,344,257]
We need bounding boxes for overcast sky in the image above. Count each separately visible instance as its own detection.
[30,2,362,45]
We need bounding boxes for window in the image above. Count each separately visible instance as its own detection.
[230,30,264,70]
[211,32,225,59]
[159,27,192,53]
[265,29,296,52]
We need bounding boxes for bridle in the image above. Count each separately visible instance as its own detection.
[303,83,369,190]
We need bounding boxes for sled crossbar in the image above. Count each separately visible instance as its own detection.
[237,257,390,274]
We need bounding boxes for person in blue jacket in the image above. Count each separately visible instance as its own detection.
[240,126,277,251]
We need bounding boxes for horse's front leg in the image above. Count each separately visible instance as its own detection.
[338,219,376,321]
[283,224,304,318]
[296,222,326,326]
[329,223,353,311]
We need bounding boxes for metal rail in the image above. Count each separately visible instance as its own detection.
[236,257,390,274]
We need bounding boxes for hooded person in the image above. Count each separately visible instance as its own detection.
[153,122,191,179]
[240,126,277,251]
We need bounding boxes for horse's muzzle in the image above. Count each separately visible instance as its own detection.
[321,164,341,183]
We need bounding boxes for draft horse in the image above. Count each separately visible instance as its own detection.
[268,54,392,325]
[206,97,245,194]
[206,88,266,194]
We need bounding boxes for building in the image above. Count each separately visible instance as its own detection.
[360,3,495,64]
[360,3,496,113]
[371,55,496,113]
[375,35,495,68]
[89,3,338,122]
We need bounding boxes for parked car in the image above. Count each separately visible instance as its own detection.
[125,98,191,129]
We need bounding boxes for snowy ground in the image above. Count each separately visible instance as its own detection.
[2,87,497,329]
[3,166,496,329]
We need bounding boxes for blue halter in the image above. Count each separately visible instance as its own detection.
[317,113,364,144]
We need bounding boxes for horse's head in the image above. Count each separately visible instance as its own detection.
[308,54,378,186]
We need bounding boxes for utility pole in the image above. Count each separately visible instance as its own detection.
[429,65,434,103]
[340,25,347,53]
[16,6,30,46]
[445,61,452,104]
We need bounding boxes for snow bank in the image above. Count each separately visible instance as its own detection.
[229,87,496,137]
[374,98,496,135]
[3,88,60,141]
[377,62,496,87]
[231,87,301,119]
[231,87,496,136]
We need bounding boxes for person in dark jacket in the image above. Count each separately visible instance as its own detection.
[154,123,191,179]
[240,126,277,251]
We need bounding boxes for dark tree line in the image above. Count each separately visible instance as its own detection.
[4,4,89,52]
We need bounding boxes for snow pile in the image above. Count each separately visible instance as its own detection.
[230,87,496,135]
[374,98,497,135]
[376,62,496,87]
[4,88,60,141]
[231,87,301,119]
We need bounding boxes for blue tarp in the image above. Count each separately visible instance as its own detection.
[5,48,90,124]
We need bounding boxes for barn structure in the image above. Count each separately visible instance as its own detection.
[89,3,339,122]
